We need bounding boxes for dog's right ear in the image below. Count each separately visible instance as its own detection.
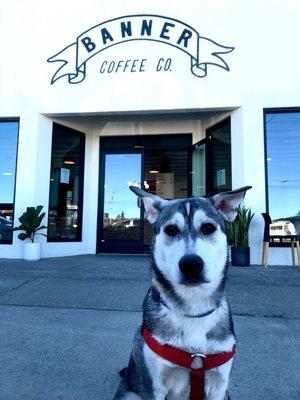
[129,186,168,224]
[209,186,252,221]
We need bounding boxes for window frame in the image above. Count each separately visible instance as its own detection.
[97,134,192,253]
[205,116,232,196]
[263,107,300,246]
[0,118,20,245]
[47,122,85,243]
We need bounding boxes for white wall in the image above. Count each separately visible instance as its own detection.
[1,0,299,114]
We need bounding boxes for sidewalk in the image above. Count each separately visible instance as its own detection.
[0,255,299,399]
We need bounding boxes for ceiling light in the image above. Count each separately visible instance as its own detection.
[133,139,144,149]
[2,172,12,176]
[63,159,75,165]
[63,154,75,165]
[149,152,159,174]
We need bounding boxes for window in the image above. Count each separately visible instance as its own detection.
[48,123,85,241]
[206,118,232,196]
[265,110,300,235]
[0,120,19,244]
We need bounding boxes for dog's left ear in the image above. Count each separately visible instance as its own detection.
[129,186,168,224]
[210,186,252,221]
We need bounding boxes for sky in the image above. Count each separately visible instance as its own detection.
[103,153,141,219]
[266,112,300,219]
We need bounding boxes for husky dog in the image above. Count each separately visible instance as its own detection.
[114,186,251,400]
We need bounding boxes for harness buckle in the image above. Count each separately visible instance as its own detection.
[191,353,206,358]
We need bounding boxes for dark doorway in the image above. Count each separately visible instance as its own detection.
[192,117,232,197]
[97,134,191,253]
[206,117,232,195]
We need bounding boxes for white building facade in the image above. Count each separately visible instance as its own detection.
[0,0,299,264]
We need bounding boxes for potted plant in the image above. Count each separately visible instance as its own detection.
[13,205,47,260]
[228,205,254,266]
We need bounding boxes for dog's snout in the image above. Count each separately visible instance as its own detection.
[179,254,204,279]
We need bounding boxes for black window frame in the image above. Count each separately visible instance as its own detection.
[205,117,232,196]
[96,133,192,253]
[0,118,20,245]
[47,122,85,243]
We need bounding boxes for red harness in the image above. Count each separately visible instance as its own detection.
[142,323,235,400]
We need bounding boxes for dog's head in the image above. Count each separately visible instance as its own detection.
[130,186,251,296]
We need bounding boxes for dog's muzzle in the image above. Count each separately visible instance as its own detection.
[179,254,205,284]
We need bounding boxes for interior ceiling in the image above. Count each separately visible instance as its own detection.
[45,107,238,127]
[144,150,188,176]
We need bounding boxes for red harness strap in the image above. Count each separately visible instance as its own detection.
[142,323,235,400]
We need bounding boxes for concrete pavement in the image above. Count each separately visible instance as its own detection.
[0,255,299,399]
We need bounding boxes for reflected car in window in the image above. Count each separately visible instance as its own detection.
[270,220,297,236]
[0,217,12,242]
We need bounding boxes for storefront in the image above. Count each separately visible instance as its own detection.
[0,1,299,264]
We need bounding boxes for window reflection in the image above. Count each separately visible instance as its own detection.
[208,119,231,195]
[266,111,300,234]
[48,124,85,241]
[192,143,206,197]
[103,154,141,241]
[143,149,188,245]
[0,121,18,244]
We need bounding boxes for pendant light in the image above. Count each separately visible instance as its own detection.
[63,154,75,165]
[149,152,159,174]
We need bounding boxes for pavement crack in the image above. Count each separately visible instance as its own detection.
[0,303,298,320]
[0,278,42,297]
[232,312,298,320]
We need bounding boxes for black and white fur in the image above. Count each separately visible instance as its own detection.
[114,186,251,400]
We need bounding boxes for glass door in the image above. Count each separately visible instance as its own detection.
[206,118,232,196]
[192,140,206,197]
[98,152,143,253]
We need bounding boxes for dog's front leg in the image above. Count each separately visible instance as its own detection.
[205,359,233,400]
[143,345,170,400]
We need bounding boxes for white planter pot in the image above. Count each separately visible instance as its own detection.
[24,242,41,261]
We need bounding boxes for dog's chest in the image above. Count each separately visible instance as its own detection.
[143,312,235,399]
[163,309,224,354]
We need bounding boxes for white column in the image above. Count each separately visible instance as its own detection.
[82,130,100,254]
[241,105,266,265]
[231,108,246,189]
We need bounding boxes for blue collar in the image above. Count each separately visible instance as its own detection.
[150,286,216,318]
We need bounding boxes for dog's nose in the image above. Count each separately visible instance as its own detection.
[179,254,204,279]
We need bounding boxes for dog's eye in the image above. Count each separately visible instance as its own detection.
[201,223,217,235]
[164,225,180,237]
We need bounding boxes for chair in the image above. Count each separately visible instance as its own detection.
[261,213,300,267]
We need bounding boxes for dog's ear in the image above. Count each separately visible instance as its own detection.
[129,186,168,224]
[210,186,252,221]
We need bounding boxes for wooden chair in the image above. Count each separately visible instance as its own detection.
[261,213,300,267]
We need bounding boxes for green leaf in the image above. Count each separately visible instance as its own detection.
[13,227,25,231]
[36,205,43,214]
[228,205,254,247]
[18,232,29,241]
[35,225,47,231]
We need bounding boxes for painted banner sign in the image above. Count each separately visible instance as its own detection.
[48,14,234,84]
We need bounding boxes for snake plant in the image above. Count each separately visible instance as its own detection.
[227,205,254,247]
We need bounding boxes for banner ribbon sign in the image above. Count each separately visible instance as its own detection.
[47,14,234,84]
